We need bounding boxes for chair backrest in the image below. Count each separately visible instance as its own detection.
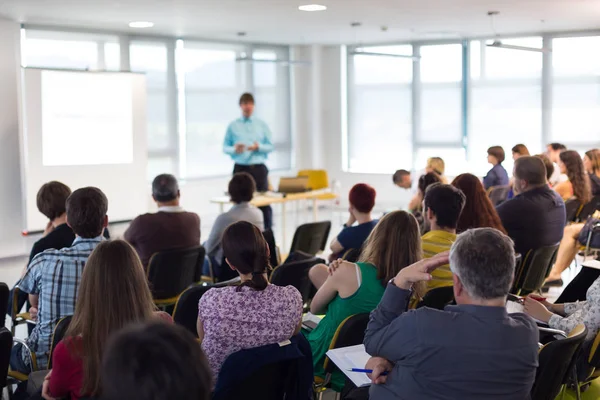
[48,315,73,369]
[323,313,370,374]
[172,279,239,337]
[289,221,331,255]
[512,244,559,295]
[262,229,280,268]
[576,195,600,223]
[342,248,362,263]
[270,257,325,304]
[488,185,511,206]
[297,169,329,190]
[417,286,455,310]
[565,198,582,223]
[146,246,206,300]
[0,283,8,326]
[0,327,11,389]
[531,324,588,400]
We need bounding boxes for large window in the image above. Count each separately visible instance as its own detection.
[348,45,413,173]
[22,28,293,180]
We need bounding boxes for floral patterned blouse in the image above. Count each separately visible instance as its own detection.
[198,284,302,381]
[549,275,600,339]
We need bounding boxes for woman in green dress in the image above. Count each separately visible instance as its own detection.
[307,210,422,391]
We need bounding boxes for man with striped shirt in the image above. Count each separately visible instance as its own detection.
[11,187,108,373]
[422,183,466,291]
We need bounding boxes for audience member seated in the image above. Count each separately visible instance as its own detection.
[307,211,421,391]
[202,172,264,277]
[43,240,171,400]
[101,322,212,400]
[409,156,446,201]
[407,172,441,234]
[497,156,566,257]
[547,142,568,186]
[554,150,592,204]
[483,146,509,190]
[524,275,600,340]
[451,173,507,234]
[124,174,200,268]
[392,169,411,189]
[197,221,302,383]
[583,148,600,196]
[6,181,74,319]
[328,183,377,262]
[364,228,538,400]
[535,153,555,184]
[11,187,108,374]
[512,143,530,160]
[422,183,466,291]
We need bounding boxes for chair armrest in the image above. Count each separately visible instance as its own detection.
[538,327,567,338]
[13,338,38,371]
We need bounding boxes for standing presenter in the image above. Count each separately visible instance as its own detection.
[223,93,274,230]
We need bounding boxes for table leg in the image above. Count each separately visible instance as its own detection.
[281,202,287,252]
[313,198,318,221]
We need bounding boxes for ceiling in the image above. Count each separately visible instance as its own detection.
[1,0,600,45]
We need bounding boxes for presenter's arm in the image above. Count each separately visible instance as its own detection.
[257,122,274,154]
[223,124,236,155]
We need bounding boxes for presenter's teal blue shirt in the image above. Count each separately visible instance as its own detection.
[223,116,273,165]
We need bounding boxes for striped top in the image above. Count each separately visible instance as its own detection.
[422,230,457,291]
[17,236,104,369]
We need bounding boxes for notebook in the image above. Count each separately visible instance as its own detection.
[302,313,323,332]
[326,344,372,387]
[506,299,547,325]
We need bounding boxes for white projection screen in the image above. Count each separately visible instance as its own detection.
[21,68,148,232]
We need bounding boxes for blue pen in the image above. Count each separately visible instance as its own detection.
[349,368,388,375]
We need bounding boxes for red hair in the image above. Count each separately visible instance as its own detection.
[349,183,376,213]
[451,174,507,234]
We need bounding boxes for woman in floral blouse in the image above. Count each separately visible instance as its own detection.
[197,221,302,382]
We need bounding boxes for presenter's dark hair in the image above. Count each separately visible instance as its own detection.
[100,322,211,400]
[229,172,256,204]
[37,181,72,220]
[152,174,179,202]
[66,187,108,238]
[392,169,410,184]
[222,221,270,291]
[423,183,466,230]
[239,92,255,105]
[549,143,567,151]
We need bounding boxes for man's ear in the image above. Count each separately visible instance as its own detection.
[426,207,434,221]
[177,190,181,199]
[452,274,463,298]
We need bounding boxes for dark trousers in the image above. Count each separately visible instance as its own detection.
[556,267,600,304]
[233,163,273,230]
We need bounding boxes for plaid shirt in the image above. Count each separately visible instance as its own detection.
[17,236,104,369]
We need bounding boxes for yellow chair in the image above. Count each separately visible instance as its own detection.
[297,169,337,201]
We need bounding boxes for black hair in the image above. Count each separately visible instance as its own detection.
[100,322,211,400]
[418,172,442,195]
[392,169,410,184]
[221,221,270,291]
[152,174,179,202]
[229,172,256,204]
[549,143,567,151]
[66,187,108,238]
[239,92,255,105]
[423,183,466,230]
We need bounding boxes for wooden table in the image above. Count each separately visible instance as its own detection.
[210,190,338,250]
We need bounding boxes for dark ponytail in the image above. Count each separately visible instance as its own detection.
[221,221,270,291]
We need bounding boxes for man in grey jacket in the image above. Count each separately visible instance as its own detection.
[364,228,539,400]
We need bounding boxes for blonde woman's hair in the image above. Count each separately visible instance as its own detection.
[427,157,446,176]
[359,211,422,285]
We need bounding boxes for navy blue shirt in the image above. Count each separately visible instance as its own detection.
[483,163,509,190]
[496,185,566,256]
[336,220,378,255]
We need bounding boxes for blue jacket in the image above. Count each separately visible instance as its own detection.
[213,334,313,400]
[483,163,509,190]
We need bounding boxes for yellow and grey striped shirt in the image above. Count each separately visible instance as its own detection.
[422,230,457,291]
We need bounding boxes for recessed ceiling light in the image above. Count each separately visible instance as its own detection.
[298,4,327,12]
[129,21,154,28]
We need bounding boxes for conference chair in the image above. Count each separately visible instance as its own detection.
[511,244,559,295]
[146,246,206,310]
[289,221,331,256]
[575,196,600,223]
[48,315,72,369]
[314,313,370,399]
[0,328,11,396]
[573,330,600,393]
[0,283,7,328]
[566,199,583,224]
[262,229,281,268]
[531,324,587,400]
[341,248,362,263]
[172,278,240,338]
[417,286,455,310]
[10,287,36,336]
[270,257,325,306]
[488,185,511,206]
[297,169,338,202]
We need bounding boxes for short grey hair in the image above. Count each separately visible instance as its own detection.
[449,228,515,300]
[152,174,179,202]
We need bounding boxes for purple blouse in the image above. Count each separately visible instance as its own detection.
[198,284,302,381]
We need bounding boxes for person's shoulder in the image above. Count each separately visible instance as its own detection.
[54,336,82,362]
[270,284,303,303]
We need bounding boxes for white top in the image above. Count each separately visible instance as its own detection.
[157,205,185,213]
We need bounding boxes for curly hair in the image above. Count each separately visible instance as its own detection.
[451,173,508,234]
[560,150,592,204]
